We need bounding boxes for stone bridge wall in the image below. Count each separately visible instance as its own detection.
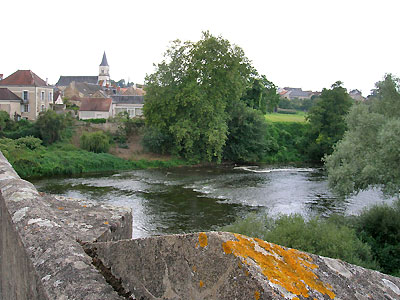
[0,152,131,300]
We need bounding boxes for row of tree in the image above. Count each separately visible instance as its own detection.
[143,32,400,198]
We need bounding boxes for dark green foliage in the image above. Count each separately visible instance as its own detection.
[144,32,253,162]
[36,110,67,145]
[278,97,317,112]
[277,109,297,114]
[222,213,378,271]
[2,119,39,139]
[241,76,280,114]
[262,122,309,163]
[80,131,110,153]
[82,118,107,124]
[355,201,400,276]
[142,126,174,155]
[0,111,11,131]
[305,81,353,161]
[223,103,270,162]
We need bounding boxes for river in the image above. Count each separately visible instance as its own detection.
[32,165,392,238]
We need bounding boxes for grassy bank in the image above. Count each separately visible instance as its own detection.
[0,138,186,179]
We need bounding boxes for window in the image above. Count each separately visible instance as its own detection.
[41,91,45,101]
[21,104,30,113]
[49,92,53,102]
[22,91,28,101]
[41,105,45,112]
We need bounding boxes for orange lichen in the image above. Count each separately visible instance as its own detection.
[199,280,204,288]
[104,221,109,225]
[222,234,335,299]
[254,291,260,299]
[192,265,197,273]
[57,207,64,210]
[82,205,87,208]
[198,232,208,248]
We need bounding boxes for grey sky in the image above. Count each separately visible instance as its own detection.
[1,0,399,95]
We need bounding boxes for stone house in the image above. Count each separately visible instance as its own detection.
[111,95,144,118]
[0,70,54,120]
[78,98,112,120]
[0,88,22,120]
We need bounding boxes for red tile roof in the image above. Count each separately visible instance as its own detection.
[79,98,112,111]
[0,88,22,101]
[0,70,48,87]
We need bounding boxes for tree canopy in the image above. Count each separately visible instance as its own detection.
[325,74,400,197]
[144,32,265,162]
[305,81,353,161]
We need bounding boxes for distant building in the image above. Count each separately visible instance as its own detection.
[56,52,111,90]
[0,88,23,120]
[78,98,112,120]
[280,87,316,100]
[111,95,144,118]
[0,70,54,120]
[349,89,365,101]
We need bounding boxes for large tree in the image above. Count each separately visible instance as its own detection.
[325,74,400,197]
[144,32,254,162]
[305,81,353,161]
[241,75,280,114]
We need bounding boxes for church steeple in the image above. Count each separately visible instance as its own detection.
[98,51,110,86]
[100,51,109,67]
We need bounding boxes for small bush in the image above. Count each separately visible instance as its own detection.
[82,118,107,124]
[80,131,110,153]
[15,136,43,150]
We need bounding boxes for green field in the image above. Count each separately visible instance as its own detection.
[265,112,306,123]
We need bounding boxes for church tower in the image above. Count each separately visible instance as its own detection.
[98,51,110,86]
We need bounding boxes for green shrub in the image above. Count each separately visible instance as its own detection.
[15,136,43,150]
[222,213,378,270]
[142,127,173,154]
[355,200,400,275]
[82,118,107,124]
[80,131,110,153]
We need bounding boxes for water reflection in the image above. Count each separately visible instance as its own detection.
[32,165,391,238]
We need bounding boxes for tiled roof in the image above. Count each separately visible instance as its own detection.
[79,98,112,111]
[111,95,144,104]
[56,76,98,86]
[0,88,22,101]
[0,70,48,87]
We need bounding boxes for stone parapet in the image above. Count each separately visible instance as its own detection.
[85,232,400,300]
[0,151,131,300]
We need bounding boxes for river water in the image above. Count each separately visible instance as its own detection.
[32,165,391,238]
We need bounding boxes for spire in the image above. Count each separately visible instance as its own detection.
[100,51,109,66]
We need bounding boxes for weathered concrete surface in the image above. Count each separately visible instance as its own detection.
[0,151,132,300]
[85,232,400,300]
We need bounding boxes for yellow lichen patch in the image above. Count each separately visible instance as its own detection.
[254,291,260,300]
[198,232,208,248]
[199,280,204,288]
[82,205,87,208]
[104,221,109,225]
[222,234,335,299]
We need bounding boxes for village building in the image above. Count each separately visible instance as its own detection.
[111,95,144,118]
[0,70,54,120]
[0,88,23,120]
[56,52,111,91]
[78,98,112,120]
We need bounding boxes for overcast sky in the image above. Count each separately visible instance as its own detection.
[1,0,399,96]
